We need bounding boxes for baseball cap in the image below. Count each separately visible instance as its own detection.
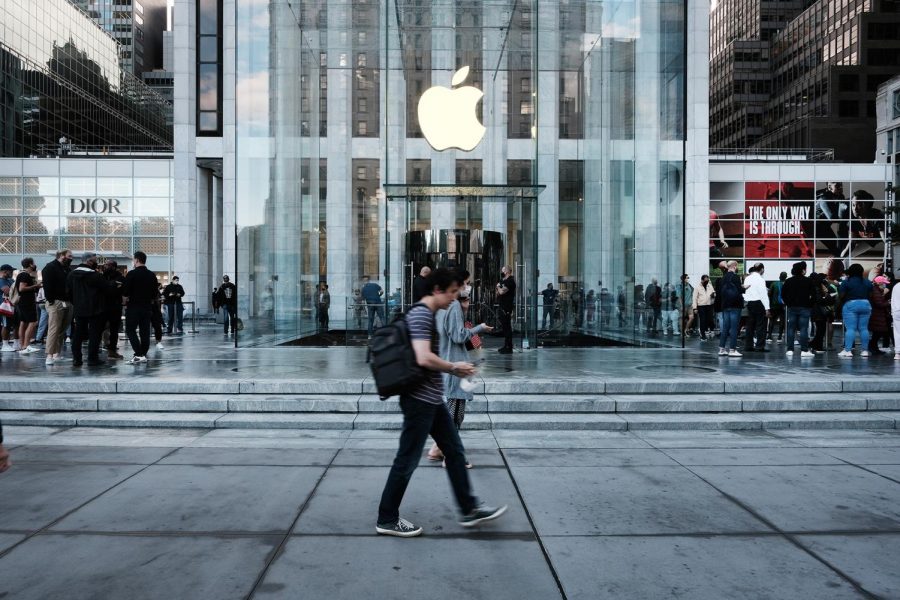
[874,275,890,285]
[0,264,12,272]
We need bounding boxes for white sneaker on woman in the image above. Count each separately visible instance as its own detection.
[838,350,853,358]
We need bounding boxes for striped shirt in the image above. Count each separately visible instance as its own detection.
[405,304,444,405]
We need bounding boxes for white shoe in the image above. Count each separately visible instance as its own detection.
[156,343,165,350]
[785,350,793,356]
[22,346,39,354]
[861,350,870,357]
[838,350,853,358]
[728,349,742,357]
[1,344,16,353]
[800,350,815,357]
[718,348,728,356]
[45,356,54,365]
[130,355,147,364]
[895,354,900,361]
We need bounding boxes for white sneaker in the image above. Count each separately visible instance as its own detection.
[45,356,54,365]
[800,350,815,357]
[156,342,165,350]
[718,348,728,356]
[728,349,742,357]
[130,355,147,364]
[861,350,870,357]
[838,350,853,358]
[1,344,16,353]
[785,350,793,356]
[22,346,39,354]
[895,354,900,361]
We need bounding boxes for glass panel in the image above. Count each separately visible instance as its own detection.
[135,237,170,255]
[23,177,59,197]
[200,36,219,62]
[97,178,133,197]
[199,112,219,131]
[134,198,170,216]
[60,178,96,196]
[0,197,21,215]
[199,0,219,35]
[134,179,171,197]
[199,64,219,111]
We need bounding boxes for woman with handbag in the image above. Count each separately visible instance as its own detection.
[427,281,492,467]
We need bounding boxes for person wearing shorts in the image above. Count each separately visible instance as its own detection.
[14,258,42,354]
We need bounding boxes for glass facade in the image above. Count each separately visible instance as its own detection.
[0,160,174,275]
[236,0,686,348]
[0,0,171,158]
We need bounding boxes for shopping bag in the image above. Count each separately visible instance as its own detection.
[0,300,14,316]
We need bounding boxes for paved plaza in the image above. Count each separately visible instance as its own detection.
[1,425,899,599]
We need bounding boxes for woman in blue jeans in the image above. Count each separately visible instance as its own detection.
[838,263,873,357]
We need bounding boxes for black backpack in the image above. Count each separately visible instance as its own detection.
[367,304,426,400]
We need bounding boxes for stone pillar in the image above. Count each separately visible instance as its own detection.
[173,0,197,302]
[481,7,508,236]
[536,5,560,290]
[383,0,407,301]
[429,8,456,230]
[685,0,711,280]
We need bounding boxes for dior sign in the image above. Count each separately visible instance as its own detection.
[68,198,124,215]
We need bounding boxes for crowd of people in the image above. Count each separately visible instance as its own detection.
[0,250,206,366]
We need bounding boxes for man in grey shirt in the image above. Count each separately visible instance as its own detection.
[376,268,506,537]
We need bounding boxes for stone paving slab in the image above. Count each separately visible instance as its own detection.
[604,379,724,394]
[331,448,506,467]
[819,447,900,464]
[488,395,615,412]
[740,395,868,412]
[610,395,743,413]
[214,413,356,429]
[489,413,627,430]
[689,465,900,532]
[0,463,144,530]
[724,380,843,393]
[75,412,225,428]
[508,465,771,536]
[635,430,802,448]
[865,394,900,410]
[542,535,858,600]
[254,537,560,600]
[353,413,492,430]
[861,464,900,483]
[622,413,763,430]
[0,396,99,411]
[293,465,531,535]
[0,533,26,553]
[158,447,338,466]
[228,396,360,413]
[50,465,324,534]
[7,445,173,465]
[659,447,843,466]
[240,380,362,394]
[117,379,241,394]
[492,431,653,449]
[795,534,900,599]
[99,395,229,412]
[0,534,276,600]
[750,412,896,430]
[501,448,681,468]
[771,429,900,448]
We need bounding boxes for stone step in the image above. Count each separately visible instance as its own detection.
[2,393,899,414]
[2,377,900,395]
[0,410,896,431]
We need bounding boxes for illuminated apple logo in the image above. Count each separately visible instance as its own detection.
[417,66,485,152]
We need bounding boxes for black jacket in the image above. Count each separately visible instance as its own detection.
[122,266,159,306]
[781,275,815,308]
[163,283,185,305]
[66,264,109,317]
[41,259,70,303]
[104,270,125,313]
[216,282,237,307]
[412,276,429,303]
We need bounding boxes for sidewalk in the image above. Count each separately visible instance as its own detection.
[0,426,898,599]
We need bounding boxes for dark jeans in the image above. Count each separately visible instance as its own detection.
[377,396,477,524]
[367,304,385,336]
[72,314,104,362]
[785,306,811,351]
[223,304,237,333]
[317,305,329,331]
[499,307,513,349]
[744,300,767,350]
[165,302,183,333]
[150,305,163,341]
[810,317,827,351]
[542,306,552,329]
[125,304,152,357]
[106,309,122,352]
[768,304,785,339]
[647,307,661,331]
[697,305,714,338]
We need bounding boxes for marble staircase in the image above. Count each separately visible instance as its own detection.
[0,376,898,431]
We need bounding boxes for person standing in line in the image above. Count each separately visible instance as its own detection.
[718,261,744,357]
[616,285,627,327]
[867,275,891,355]
[122,251,158,364]
[540,283,558,329]
[361,275,385,336]
[316,282,330,332]
[661,282,678,335]
[767,271,787,342]
[412,266,432,303]
[838,263,873,358]
[742,263,771,353]
[0,264,17,352]
[644,278,662,334]
[216,275,238,335]
[14,258,42,354]
[679,274,695,336]
[103,260,125,359]
[35,286,48,344]
[496,266,516,353]
[41,249,74,365]
[428,276,493,466]
[163,276,186,335]
[781,262,815,358]
[599,287,612,327]
[66,252,110,367]
[692,274,715,341]
[376,268,506,537]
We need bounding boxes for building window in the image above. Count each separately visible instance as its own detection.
[196,0,223,135]
[893,90,900,120]
[358,98,368,113]
[357,120,367,136]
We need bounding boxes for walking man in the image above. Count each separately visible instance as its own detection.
[66,252,109,366]
[163,276,186,334]
[541,283,558,329]
[103,260,125,358]
[412,266,431,303]
[122,251,157,364]
[41,249,74,365]
[376,268,506,537]
[496,266,516,353]
[742,263,770,353]
[216,275,238,334]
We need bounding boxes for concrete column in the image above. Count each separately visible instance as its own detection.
[222,0,237,288]
[429,8,456,230]
[383,0,407,301]
[173,0,197,302]
[685,0,711,280]
[481,7,508,236]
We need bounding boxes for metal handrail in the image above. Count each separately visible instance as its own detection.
[710,148,835,161]
[37,144,173,157]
